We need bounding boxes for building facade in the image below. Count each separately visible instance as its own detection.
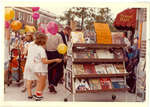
[12,7,57,28]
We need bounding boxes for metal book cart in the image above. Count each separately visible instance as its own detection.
[64,43,130,102]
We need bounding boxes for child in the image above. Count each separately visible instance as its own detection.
[25,32,62,100]
[21,32,35,92]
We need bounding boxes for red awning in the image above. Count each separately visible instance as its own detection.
[114,8,137,29]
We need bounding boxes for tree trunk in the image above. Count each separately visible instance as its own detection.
[81,16,84,30]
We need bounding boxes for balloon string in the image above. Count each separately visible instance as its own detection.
[48,54,64,70]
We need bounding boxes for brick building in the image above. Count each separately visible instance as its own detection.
[12,7,57,29]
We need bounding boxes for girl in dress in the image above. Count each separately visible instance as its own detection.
[24,32,62,100]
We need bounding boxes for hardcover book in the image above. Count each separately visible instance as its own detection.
[100,78,112,90]
[83,64,96,74]
[73,64,85,75]
[89,79,101,90]
[95,64,107,74]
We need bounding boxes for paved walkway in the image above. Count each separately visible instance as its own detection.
[4,81,141,102]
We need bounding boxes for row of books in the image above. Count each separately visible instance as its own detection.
[73,49,123,59]
[72,64,126,75]
[75,78,126,91]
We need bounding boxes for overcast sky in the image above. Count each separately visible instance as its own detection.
[43,7,128,19]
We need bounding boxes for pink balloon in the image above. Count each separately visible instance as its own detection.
[47,21,58,35]
[38,26,45,34]
[5,21,10,28]
[32,7,40,12]
[32,12,40,20]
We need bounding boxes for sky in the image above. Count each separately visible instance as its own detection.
[43,7,128,20]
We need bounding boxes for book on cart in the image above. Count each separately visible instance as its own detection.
[105,64,116,74]
[75,79,90,91]
[113,64,126,73]
[100,78,112,90]
[111,78,125,89]
[83,64,96,74]
[96,49,114,59]
[72,64,85,75]
[73,50,96,59]
[95,64,107,74]
[89,78,101,90]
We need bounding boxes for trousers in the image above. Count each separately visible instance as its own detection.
[46,51,63,86]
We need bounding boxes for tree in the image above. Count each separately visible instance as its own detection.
[59,7,118,31]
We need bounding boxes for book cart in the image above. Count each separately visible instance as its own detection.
[64,43,130,101]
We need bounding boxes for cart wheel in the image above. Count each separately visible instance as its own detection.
[64,98,68,102]
[112,95,116,100]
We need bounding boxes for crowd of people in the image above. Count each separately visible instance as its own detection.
[4,23,140,101]
[4,24,72,101]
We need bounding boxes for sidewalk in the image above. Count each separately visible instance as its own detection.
[4,81,141,102]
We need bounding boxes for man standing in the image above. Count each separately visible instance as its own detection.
[58,26,72,83]
[59,26,72,46]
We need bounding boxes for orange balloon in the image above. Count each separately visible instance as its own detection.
[11,20,22,31]
[5,8,15,21]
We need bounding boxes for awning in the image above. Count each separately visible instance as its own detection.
[114,8,137,30]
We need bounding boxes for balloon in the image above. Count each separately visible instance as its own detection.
[25,25,36,33]
[38,26,45,34]
[5,8,15,21]
[57,43,67,55]
[47,21,58,35]
[32,7,40,12]
[11,20,22,31]
[5,21,10,28]
[32,12,40,20]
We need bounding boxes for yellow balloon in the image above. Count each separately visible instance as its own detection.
[25,25,36,33]
[5,8,15,21]
[57,43,67,55]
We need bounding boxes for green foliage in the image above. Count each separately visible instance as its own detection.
[58,7,118,31]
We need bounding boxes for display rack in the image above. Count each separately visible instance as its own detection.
[64,43,130,102]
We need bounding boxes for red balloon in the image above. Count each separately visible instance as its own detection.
[5,21,10,28]
[32,12,40,20]
[47,21,58,35]
[32,7,40,12]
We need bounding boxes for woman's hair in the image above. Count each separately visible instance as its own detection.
[34,32,47,46]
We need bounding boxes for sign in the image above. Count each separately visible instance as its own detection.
[94,23,112,44]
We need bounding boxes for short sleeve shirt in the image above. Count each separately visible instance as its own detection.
[26,42,48,73]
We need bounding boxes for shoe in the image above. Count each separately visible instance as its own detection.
[33,95,43,101]
[48,85,57,94]
[59,79,64,84]
[21,86,26,92]
[28,96,33,99]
